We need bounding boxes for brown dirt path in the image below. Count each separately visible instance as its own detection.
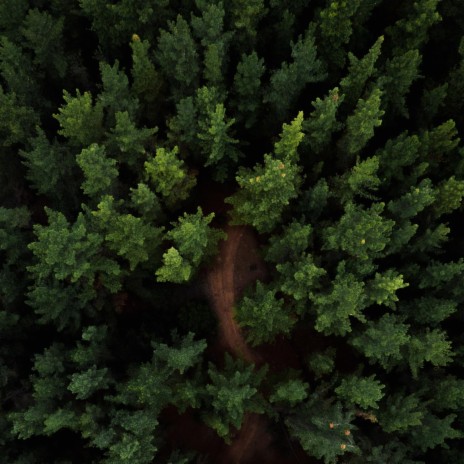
[204,225,267,364]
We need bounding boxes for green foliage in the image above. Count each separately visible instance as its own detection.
[2,2,464,462]
[68,366,111,400]
[20,128,77,197]
[76,144,118,198]
[156,208,225,282]
[28,208,110,284]
[0,85,37,147]
[129,183,162,218]
[236,281,295,346]
[204,355,266,440]
[98,61,139,124]
[376,131,421,183]
[156,15,200,99]
[308,348,336,378]
[277,253,327,303]
[323,202,395,260]
[386,0,441,54]
[130,36,163,119]
[311,262,367,335]
[269,378,309,406]
[318,0,363,68]
[91,196,162,272]
[156,247,192,283]
[228,0,267,43]
[378,391,425,433]
[379,49,422,118]
[406,329,454,378]
[351,314,410,370]
[265,220,312,263]
[108,111,157,167]
[338,87,384,157]
[337,155,381,202]
[197,101,239,180]
[144,146,196,208]
[409,413,462,452]
[231,51,265,127]
[153,332,206,375]
[335,374,385,409]
[285,394,357,464]
[433,175,464,217]
[265,25,326,118]
[340,35,384,108]
[401,297,458,325]
[365,269,409,309]
[387,179,436,219]
[302,87,344,154]
[191,1,231,92]
[0,36,38,105]
[21,8,67,77]
[226,113,304,232]
[54,90,104,147]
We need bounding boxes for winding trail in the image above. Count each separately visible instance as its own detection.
[205,225,265,364]
[204,224,269,463]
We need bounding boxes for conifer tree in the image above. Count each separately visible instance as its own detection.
[302,87,344,154]
[265,25,326,119]
[235,281,295,346]
[226,112,304,232]
[156,208,225,283]
[386,0,441,55]
[203,354,267,440]
[231,51,266,128]
[144,146,196,208]
[156,14,200,100]
[318,0,363,68]
[338,87,384,160]
[340,35,384,108]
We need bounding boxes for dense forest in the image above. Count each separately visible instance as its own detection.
[1,0,464,462]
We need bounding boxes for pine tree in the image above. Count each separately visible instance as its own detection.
[203,354,267,440]
[340,35,384,108]
[156,208,225,283]
[226,112,304,232]
[323,202,395,261]
[90,195,163,272]
[191,1,232,93]
[19,128,78,199]
[76,144,118,199]
[265,25,327,119]
[144,146,196,208]
[107,111,157,167]
[231,51,265,128]
[335,374,385,410]
[350,314,410,371]
[156,14,200,100]
[318,0,363,68]
[338,87,384,160]
[386,0,441,55]
[20,8,67,78]
[285,393,357,464]
[378,49,422,118]
[235,281,295,346]
[0,85,37,147]
[311,261,367,336]
[53,90,104,147]
[98,61,139,125]
[129,35,163,122]
[302,87,344,154]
